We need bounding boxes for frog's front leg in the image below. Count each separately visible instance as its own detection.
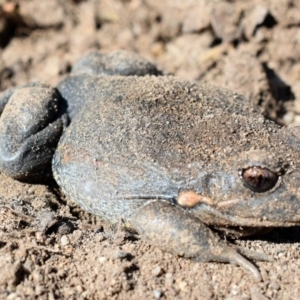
[0,84,66,181]
[131,200,262,280]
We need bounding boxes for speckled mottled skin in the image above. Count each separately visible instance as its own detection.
[1,50,300,280]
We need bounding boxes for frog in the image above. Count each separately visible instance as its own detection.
[1,50,300,281]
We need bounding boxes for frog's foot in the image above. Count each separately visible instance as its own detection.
[0,83,66,181]
[131,200,265,281]
[71,50,162,77]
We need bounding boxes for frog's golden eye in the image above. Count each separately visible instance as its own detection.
[239,166,279,193]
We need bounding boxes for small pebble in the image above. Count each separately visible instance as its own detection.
[27,187,35,195]
[152,266,163,277]
[7,293,21,300]
[60,235,69,246]
[178,280,188,292]
[48,291,55,300]
[153,290,162,299]
[57,221,75,235]
[35,285,44,296]
[250,286,268,300]
[64,246,73,254]
[269,280,280,290]
[35,231,45,243]
[165,273,173,285]
[112,250,130,260]
[98,256,107,263]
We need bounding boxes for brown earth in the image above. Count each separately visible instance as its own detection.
[1,0,300,299]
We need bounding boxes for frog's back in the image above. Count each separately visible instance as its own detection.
[53,75,278,223]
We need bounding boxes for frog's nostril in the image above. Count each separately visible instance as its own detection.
[177,190,214,208]
[240,167,279,193]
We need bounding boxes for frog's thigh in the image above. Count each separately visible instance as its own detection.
[71,50,162,76]
[131,200,262,280]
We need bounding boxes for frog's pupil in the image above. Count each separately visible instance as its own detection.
[240,166,278,193]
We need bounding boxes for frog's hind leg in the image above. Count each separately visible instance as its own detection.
[131,200,263,281]
[0,83,67,182]
[56,50,163,120]
[71,50,162,77]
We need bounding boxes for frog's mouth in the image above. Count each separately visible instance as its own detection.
[191,203,300,228]
[176,191,300,228]
[189,189,300,228]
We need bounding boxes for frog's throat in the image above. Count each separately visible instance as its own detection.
[195,204,300,228]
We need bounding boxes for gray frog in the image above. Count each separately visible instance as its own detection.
[1,50,300,281]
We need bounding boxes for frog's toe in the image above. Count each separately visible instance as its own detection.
[0,85,66,181]
[0,82,60,116]
[71,50,162,76]
[236,246,274,262]
[0,87,17,115]
[131,200,262,280]
[224,249,262,281]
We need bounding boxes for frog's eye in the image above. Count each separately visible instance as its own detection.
[239,166,279,193]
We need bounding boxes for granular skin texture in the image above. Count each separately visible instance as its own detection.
[53,74,300,228]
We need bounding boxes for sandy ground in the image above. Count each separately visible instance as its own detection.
[1,0,300,299]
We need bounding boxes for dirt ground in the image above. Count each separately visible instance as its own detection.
[1,0,300,299]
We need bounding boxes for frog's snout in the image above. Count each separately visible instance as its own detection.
[219,169,300,226]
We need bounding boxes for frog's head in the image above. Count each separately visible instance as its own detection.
[186,126,300,228]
